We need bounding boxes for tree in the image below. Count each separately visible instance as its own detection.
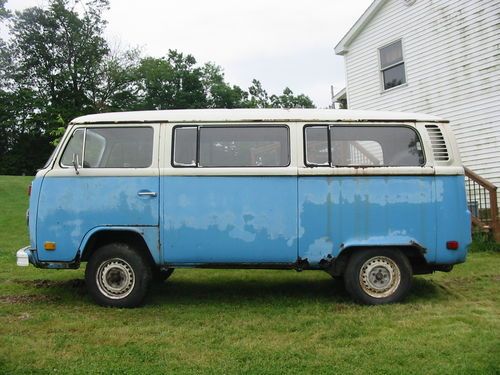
[9,0,110,126]
[92,47,142,112]
[135,51,208,110]
[246,80,315,109]
[247,79,270,108]
[0,0,316,175]
[1,0,111,174]
[202,63,248,108]
[270,87,315,109]
[0,0,9,20]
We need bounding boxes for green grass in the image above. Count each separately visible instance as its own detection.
[0,175,499,374]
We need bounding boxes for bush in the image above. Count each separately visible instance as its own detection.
[470,231,500,252]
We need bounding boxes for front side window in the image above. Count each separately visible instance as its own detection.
[379,40,406,90]
[60,127,153,168]
[172,126,289,167]
[305,125,424,167]
[60,129,84,167]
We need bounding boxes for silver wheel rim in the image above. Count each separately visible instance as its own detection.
[359,256,401,298]
[96,258,135,300]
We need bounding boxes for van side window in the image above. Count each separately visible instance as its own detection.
[60,127,153,168]
[305,125,424,167]
[60,129,84,167]
[304,126,329,166]
[172,126,289,167]
[173,127,197,166]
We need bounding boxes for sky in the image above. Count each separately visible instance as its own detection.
[2,0,373,107]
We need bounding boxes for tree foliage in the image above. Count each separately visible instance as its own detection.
[0,0,315,175]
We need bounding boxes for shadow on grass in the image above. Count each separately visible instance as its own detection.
[6,273,448,306]
[148,276,350,305]
[408,276,452,302]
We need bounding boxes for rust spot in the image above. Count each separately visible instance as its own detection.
[319,254,334,269]
[296,257,309,271]
[409,241,427,254]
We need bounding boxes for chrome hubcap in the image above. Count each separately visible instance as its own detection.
[96,258,135,299]
[359,256,400,298]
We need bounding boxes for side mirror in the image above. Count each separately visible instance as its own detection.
[72,153,80,175]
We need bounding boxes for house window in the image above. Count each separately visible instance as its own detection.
[379,40,406,90]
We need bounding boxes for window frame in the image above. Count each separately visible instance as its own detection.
[171,124,291,168]
[303,124,426,168]
[378,39,407,91]
[59,126,155,169]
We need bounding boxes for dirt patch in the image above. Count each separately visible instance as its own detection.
[14,279,85,289]
[0,294,57,304]
[17,312,31,320]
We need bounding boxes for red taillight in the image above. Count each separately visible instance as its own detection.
[28,184,32,196]
[446,241,459,250]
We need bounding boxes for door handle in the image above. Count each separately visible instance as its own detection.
[137,191,157,197]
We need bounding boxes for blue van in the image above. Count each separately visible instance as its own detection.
[16,109,471,307]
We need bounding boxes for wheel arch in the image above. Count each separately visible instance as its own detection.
[80,227,158,268]
[330,243,429,276]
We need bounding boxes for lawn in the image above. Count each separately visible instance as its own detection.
[0,175,498,374]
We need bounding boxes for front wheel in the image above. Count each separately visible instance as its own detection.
[85,243,152,308]
[344,248,412,305]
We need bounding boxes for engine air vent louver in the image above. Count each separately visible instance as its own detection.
[425,124,449,162]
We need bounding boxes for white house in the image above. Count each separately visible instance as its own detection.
[334,0,500,190]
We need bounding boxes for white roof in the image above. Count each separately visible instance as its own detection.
[71,108,446,124]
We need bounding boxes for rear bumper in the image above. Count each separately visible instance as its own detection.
[16,246,80,269]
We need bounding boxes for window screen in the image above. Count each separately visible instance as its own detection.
[172,126,290,167]
[304,125,424,167]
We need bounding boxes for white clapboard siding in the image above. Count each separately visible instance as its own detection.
[340,0,500,190]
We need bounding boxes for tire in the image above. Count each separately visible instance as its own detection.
[85,243,152,308]
[152,267,175,283]
[344,248,412,305]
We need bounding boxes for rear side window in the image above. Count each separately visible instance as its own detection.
[172,126,289,167]
[304,125,424,167]
[60,127,153,168]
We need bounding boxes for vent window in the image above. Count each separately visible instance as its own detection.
[425,125,449,162]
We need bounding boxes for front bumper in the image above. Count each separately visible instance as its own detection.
[16,246,80,269]
[16,246,33,267]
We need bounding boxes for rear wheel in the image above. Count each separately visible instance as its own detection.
[344,248,412,305]
[85,243,152,307]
